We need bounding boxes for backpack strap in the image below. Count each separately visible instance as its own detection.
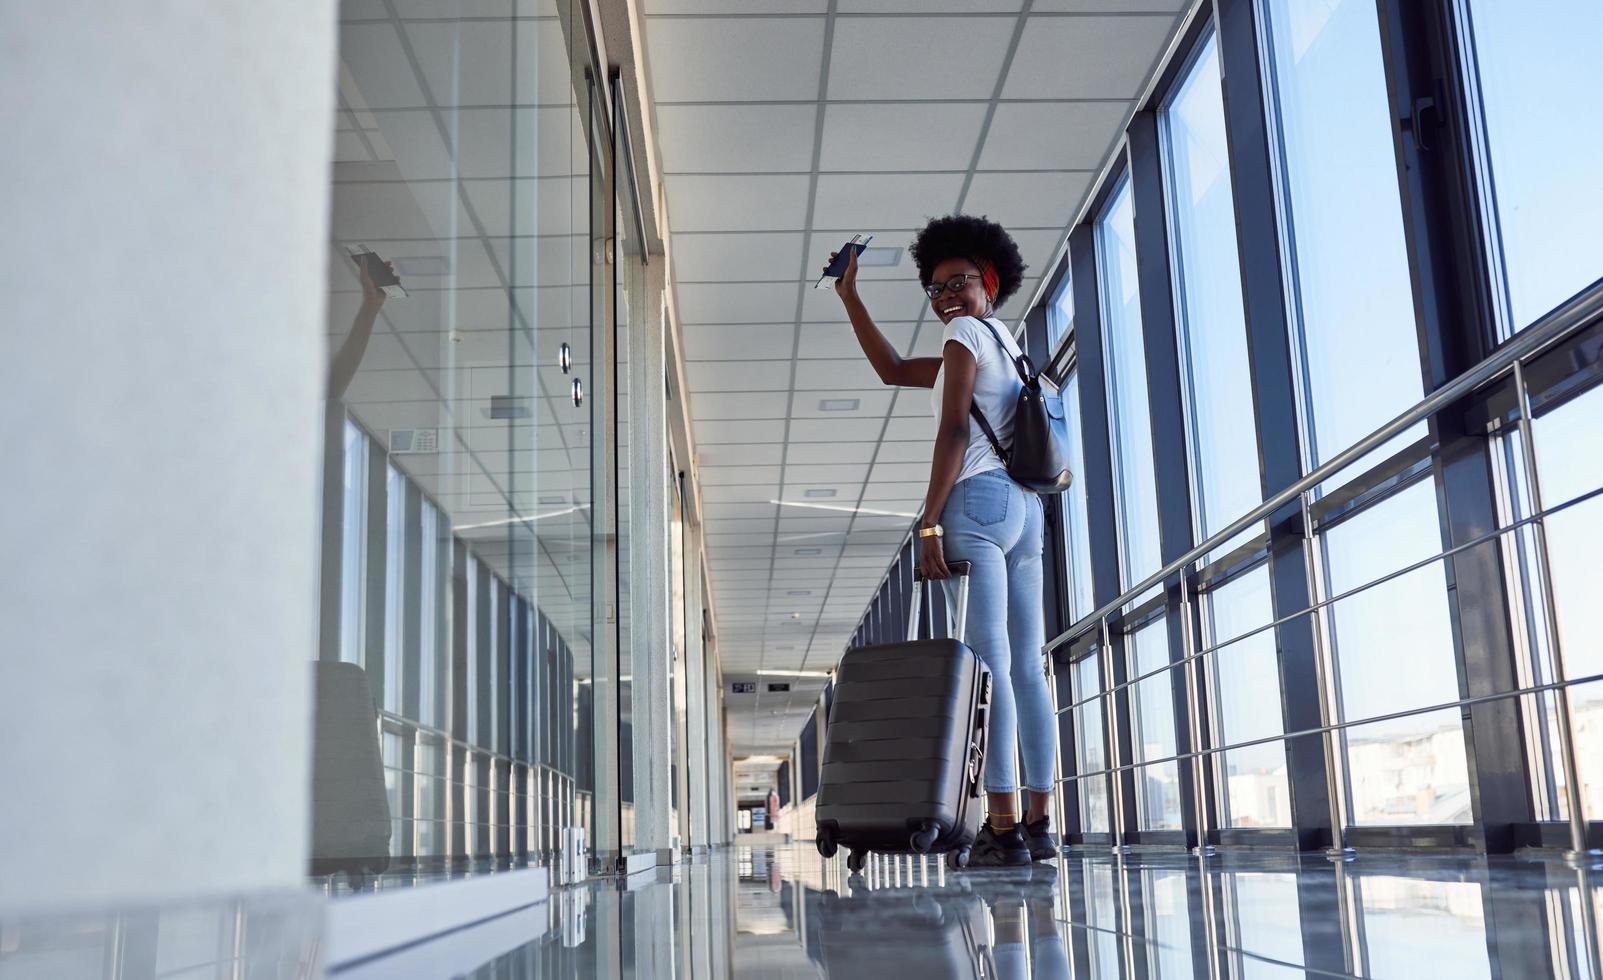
[963,317,1033,463]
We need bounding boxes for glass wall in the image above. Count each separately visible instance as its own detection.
[1095,175,1163,589]
[1204,567,1289,828]
[1261,0,1425,473]
[1461,0,1603,335]
[1160,29,1260,550]
[1073,652,1110,835]
[1058,370,1095,623]
[1323,480,1470,825]
[1127,619,1180,831]
[311,0,608,885]
[1013,0,1603,856]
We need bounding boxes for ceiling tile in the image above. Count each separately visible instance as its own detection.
[838,0,1022,9]
[676,282,801,324]
[646,0,826,12]
[694,418,788,443]
[672,232,808,283]
[786,417,884,443]
[963,171,1092,229]
[654,104,818,173]
[1002,14,1178,99]
[698,464,785,486]
[796,320,916,358]
[789,388,894,418]
[811,173,965,232]
[665,174,813,232]
[818,103,988,172]
[1033,0,1187,10]
[979,101,1129,170]
[696,443,786,466]
[686,360,791,391]
[827,17,1015,100]
[688,391,792,420]
[785,442,879,465]
[790,358,883,390]
[680,323,795,361]
[647,17,826,101]
[782,463,873,485]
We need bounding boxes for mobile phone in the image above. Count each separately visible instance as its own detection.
[813,234,873,289]
[346,244,407,299]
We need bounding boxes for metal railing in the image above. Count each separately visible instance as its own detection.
[374,709,581,867]
[1042,283,1603,863]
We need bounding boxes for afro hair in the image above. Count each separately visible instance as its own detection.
[909,214,1028,310]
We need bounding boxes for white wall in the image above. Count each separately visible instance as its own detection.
[0,0,337,913]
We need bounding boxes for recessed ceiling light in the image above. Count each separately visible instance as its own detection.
[855,246,902,267]
[786,590,813,596]
[818,398,860,412]
[794,547,822,555]
[803,488,837,498]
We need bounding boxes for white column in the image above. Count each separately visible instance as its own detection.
[0,0,337,912]
[629,270,673,856]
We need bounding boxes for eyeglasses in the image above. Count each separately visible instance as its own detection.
[923,274,982,300]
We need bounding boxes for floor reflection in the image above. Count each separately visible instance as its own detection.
[445,845,1600,979]
[27,845,1592,977]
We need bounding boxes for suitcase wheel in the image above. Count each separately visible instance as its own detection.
[909,821,939,854]
[847,850,867,874]
[816,829,839,859]
[947,848,970,870]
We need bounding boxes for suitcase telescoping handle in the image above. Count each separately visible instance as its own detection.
[908,559,972,643]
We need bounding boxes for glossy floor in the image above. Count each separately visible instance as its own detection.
[423,845,1603,978]
[4,846,1601,977]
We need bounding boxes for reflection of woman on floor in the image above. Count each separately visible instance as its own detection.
[975,872,1071,980]
[327,255,393,402]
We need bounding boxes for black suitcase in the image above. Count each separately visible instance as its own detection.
[815,560,992,872]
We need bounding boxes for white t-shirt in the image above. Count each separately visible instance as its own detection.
[930,315,1026,486]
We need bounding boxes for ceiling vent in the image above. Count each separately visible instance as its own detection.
[388,428,438,454]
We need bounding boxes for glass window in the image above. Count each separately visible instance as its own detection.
[383,464,405,716]
[1060,370,1096,622]
[315,0,604,883]
[1262,0,1426,472]
[1096,175,1164,587]
[1074,653,1110,834]
[1323,480,1470,825]
[1204,566,1290,828]
[1046,265,1074,354]
[1161,31,1262,549]
[1128,617,1181,831]
[340,420,368,666]
[1463,0,1603,334]
[1502,380,1603,820]
[418,500,441,728]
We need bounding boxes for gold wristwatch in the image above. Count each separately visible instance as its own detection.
[917,524,943,539]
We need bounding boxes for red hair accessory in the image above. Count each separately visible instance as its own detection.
[977,260,1000,302]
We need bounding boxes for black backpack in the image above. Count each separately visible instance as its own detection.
[965,317,1075,495]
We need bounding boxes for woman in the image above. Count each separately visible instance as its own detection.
[825,215,1056,868]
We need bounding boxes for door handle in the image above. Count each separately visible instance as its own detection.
[572,378,584,408]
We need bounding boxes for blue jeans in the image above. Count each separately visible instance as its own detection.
[939,469,1056,794]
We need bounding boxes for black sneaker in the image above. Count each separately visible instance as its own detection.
[967,820,1032,868]
[1023,816,1060,862]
